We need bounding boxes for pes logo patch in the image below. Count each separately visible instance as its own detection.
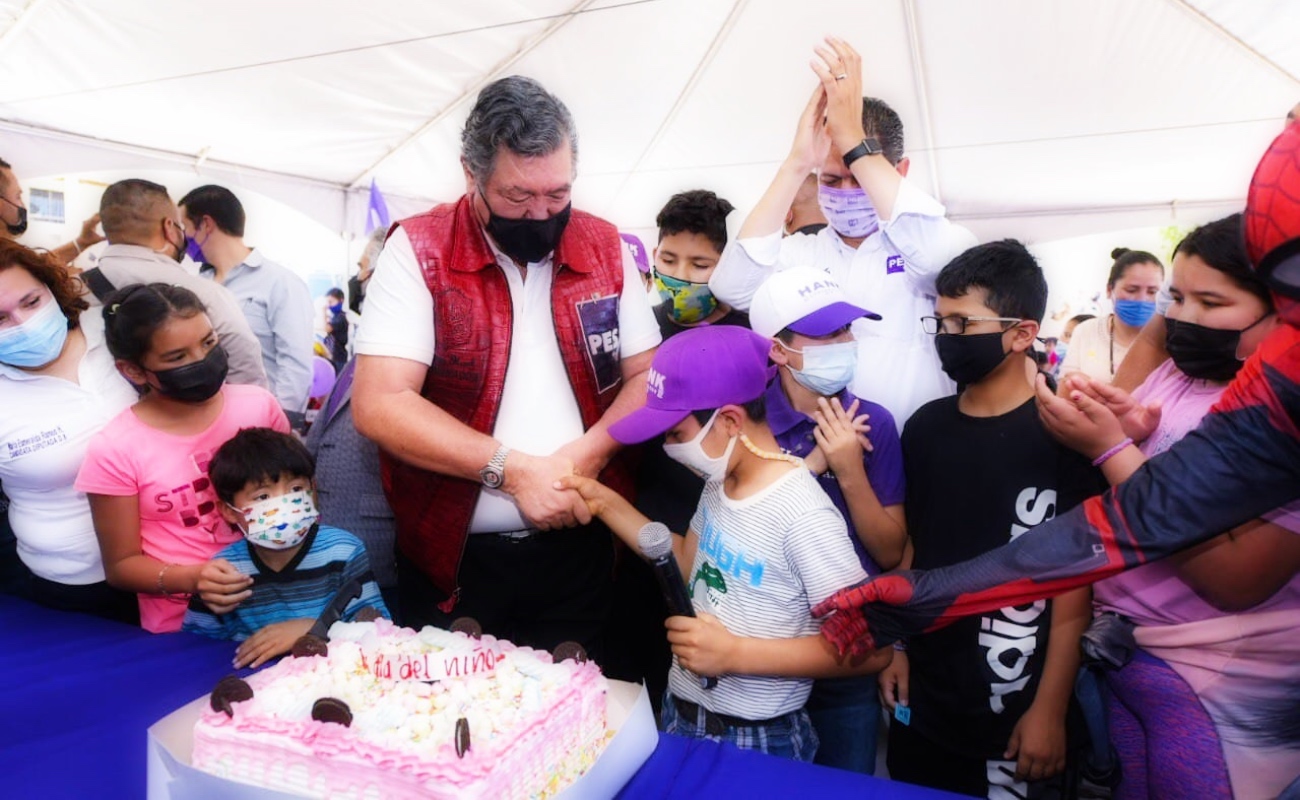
[886,255,906,275]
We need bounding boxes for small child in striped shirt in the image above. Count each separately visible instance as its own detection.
[182,428,388,667]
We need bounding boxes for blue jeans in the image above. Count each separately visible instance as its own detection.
[661,690,819,762]
[805,674,880,774]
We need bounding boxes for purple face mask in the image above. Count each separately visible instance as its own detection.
[817,184,879,239]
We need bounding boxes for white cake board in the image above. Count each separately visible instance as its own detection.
[147,679,657,800]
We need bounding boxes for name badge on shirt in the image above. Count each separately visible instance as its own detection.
[886,255,906,275]
[576,294,622,394]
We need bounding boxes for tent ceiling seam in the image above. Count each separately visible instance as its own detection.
[1166,0,1300,86]
[606,0,750,215]
[950,196,1240,222]
[0,0,51,61]
[345,0,600,188]
[901,0,943,202]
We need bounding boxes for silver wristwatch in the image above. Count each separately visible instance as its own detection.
[479,445,511,489]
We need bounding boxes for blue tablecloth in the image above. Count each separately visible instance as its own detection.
[0,596,958,799]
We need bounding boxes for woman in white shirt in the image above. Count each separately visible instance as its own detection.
[1059,248,1164,386]
[0,241,138,621]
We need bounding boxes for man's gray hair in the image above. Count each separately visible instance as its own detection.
[362,226,387,265]
[460,75,578,184]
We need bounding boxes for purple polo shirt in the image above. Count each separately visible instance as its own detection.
[764,374,906,575]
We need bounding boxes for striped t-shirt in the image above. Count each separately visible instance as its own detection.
[669,466,868,720]
[182,524,388,640]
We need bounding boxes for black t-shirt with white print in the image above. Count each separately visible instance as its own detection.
[900,395,1103,759]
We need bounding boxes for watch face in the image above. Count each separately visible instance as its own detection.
[864,137,882,155]
[480,468,503,489]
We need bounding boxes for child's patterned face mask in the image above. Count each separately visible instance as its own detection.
[233,490,319,550]
[653,269,719,325]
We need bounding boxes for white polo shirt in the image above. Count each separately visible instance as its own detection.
[354,221,661,533]
[0,312,138,583]
[709,177,977,423]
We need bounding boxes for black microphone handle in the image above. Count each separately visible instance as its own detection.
[649,554,717,690]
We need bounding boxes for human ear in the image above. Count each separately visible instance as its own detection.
[895,156,910,177]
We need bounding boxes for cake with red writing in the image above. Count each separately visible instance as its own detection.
[191,619,608,799]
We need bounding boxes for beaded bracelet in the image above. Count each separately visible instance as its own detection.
[1092,437,1134,467]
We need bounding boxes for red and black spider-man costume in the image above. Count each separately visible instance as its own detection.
[814,125,1300,656]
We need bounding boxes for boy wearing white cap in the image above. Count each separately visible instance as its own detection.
[558,325,890,761]
[749,265,906,774]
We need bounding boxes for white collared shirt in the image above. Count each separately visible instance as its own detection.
[0,313,137,583]
[709,177,977,423]
[355,223,661,533]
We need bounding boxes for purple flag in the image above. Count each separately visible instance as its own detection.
[366,179,391,234]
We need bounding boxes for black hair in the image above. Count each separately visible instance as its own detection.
[1174,213,1273,310]
[1107,247,1163,290]
[178,185,246,237]
[863,97,905,166]
[1068,313,1096,327]
[209,427,316,505]
[326,287,345,301]
[936,239,1048,322]
[100,179,173,241]
[656,190,735,253]
[102,282,207,366]
[690,396,767,426]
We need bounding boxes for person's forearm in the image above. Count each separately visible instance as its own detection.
[730,633,891,678]
[836,468,906,569]
[561,362,650,477]
[847,153,903,223]
[107,554,201,595]
[740,161,814,239]
[354,385,498,481]
[1113,315,1167,392]
[1033,587,1089,717]
[1099,444,1146,485]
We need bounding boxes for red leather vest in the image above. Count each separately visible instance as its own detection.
[380,195,634,608]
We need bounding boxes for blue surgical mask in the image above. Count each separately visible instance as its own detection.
[817,185,879,239]
[1113,298,1156,328]
[780,339,858,396]
[0,298,69,368]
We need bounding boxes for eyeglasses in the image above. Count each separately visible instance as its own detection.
[920,315,1023,335]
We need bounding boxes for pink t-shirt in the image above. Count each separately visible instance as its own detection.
[1093,359,1300,625]
[75,384,289,632]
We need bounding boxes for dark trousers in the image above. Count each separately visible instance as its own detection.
[888,717,1073,799]
[397,522,615,666]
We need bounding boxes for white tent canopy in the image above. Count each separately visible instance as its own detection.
[1,0,1296,242]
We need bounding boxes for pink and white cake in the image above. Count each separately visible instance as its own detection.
[191,619,608,799]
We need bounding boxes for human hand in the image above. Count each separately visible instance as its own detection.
[77,213,104,249]
[786,84,832,173]
[812,396,872,476]
[665,613,737,677]
[1070,376,1163,443]
[503,451,591,530]
[234,618,315,669]
[1034,374,1126,460]
[878,648,909,712]
[803,446,829,476]
[1005,703,1067,782]
[812,574,917,657]
[553,473,620,521]
[196,559,253,615]
[811,36,868,155]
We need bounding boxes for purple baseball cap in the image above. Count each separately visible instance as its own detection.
[620,232,651,274]
[609,326,772,444]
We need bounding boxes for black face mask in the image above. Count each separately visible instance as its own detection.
[1,198,28,236]
[149,345,229,403]
[480,190,571,264]
[935,331,1009,387]
[1165,315,1269,382]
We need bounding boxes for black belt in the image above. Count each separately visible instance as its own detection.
[670,694,788,736]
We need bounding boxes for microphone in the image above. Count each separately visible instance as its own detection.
[638,522,716,690]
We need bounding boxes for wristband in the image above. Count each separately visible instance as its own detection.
[1092,437,1134,467]
[71,239,83,255]
[892,640,907,653]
